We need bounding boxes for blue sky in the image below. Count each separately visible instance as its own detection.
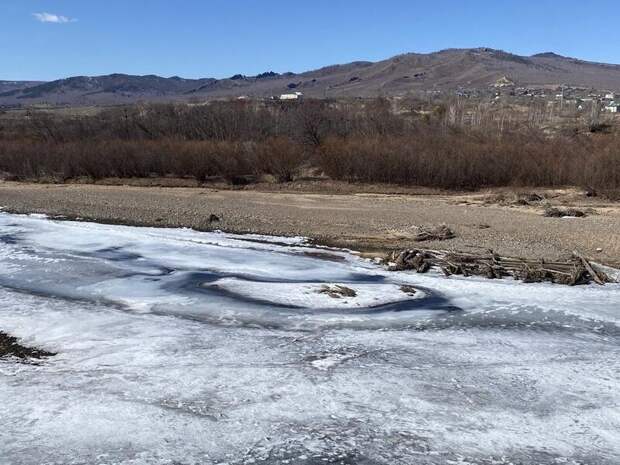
[2,0,620,81]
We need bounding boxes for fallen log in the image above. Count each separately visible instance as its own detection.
[573,250,607,285]
[387,249,613,286]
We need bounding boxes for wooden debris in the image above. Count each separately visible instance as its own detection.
[573,250,606,285]
[400,285,418,296]
[318,285,357,299]
[543,207,586,218]
[387,248,611,286]
[412,224,456,242]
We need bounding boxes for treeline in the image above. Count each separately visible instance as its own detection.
[0,99,618,190]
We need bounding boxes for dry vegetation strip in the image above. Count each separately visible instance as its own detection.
[0,99,619,191]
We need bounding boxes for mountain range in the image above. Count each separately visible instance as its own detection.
[3,48,620,106]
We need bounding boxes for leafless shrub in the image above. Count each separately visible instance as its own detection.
[255,137,306,182]
[0,99,619,190]
[0,139,258,182]
[317,130,620,190]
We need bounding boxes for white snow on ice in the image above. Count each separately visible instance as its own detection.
[0,213,618,465]
[205,278,425,309]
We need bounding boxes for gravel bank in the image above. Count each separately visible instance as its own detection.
[0,182,618,265]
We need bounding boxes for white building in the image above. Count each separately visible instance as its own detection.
[605,93,616,100]
[279,91,303,100]
[604,103,619,113]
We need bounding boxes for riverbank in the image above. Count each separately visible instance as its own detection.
[1,181,619,266]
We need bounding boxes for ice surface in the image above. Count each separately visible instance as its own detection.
[0,213,618,465]
[205,278,425,309]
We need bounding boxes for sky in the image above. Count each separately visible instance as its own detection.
[2,0,620,81]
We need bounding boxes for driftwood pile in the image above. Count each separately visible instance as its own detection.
[543,206,587,218]
[387,249,612,286]
[412,224,456,242]
[318,284,357,298]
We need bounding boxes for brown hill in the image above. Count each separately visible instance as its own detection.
[3,48,620,106]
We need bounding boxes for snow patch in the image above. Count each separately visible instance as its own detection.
[205,278,424,309]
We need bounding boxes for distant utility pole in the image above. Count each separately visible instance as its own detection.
[590,99,601,129]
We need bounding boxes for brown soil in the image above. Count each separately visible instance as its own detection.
[0,181,618,265]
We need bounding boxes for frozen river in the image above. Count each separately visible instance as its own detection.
[0,213,618,465]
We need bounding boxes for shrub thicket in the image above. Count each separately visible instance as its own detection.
[0,100,618,190]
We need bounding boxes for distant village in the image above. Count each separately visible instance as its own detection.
[452,75,620,114]
[242,76,620,118]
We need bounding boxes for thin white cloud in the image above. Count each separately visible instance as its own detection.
[33,12,77,24]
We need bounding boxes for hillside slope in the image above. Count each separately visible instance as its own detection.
[3,48,620,106]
